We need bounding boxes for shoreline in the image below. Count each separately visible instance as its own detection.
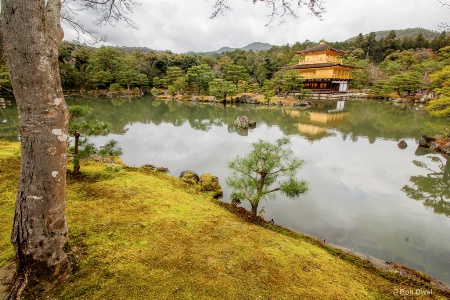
[1,141,450,298]
[216,200,450,294]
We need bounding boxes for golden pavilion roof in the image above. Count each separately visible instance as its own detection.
[295,41,347,55]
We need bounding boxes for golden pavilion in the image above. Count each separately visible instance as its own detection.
[286,41,359,93]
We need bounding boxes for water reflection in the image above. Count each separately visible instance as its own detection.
[2,96,450,284]
[403,147,450,217]
[284,101,349,140]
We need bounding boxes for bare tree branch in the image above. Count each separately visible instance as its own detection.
[210,0,326,25]
[437,0,450,7]
[210,0,232,18]
[61,0,140,44]
[437,0,450,30]
[61,15,107,44]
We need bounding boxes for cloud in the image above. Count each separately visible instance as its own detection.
[62,0,448,52]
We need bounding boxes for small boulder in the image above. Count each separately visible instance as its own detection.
[442,142,450,155]
[291,100,312,108]
[418,133,436,147]
[430,141,440,151]
[199,173,223,199]
[234,116,249,129]
[156,167,169,173]
[397,140,408,149]
[237,94,259,104]
[180,170,200,185]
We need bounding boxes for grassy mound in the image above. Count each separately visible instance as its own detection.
[0,141,448,299]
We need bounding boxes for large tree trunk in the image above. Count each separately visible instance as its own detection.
[1,1,71,298]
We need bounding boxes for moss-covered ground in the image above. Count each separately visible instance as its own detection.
[0,141,449,299]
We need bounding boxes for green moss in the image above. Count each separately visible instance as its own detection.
[0,141,449,299]
[199,173,223,198]
[179,170,199,185]
[0,141,20,158]
[0,151,19,268]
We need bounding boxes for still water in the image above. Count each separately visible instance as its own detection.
[1,96,450,284]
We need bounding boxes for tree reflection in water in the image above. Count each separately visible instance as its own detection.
[402,146,450,217]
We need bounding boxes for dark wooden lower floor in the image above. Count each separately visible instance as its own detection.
[304,79,351,93]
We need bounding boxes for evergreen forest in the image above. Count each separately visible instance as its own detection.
[1,28,450,117]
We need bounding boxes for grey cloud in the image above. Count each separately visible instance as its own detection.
[62,0,448,52]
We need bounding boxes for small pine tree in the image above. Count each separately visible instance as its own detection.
[226,137,308,216]
[68,105,121,174]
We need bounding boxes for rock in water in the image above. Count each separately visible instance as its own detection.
[442,142,450,155]
[234,116,249,129]
[418,133,436,147]
[291,100,312,108]
[430,141,440,151]
[397,140,407,149]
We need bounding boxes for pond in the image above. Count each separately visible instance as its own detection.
[1,95,450,284]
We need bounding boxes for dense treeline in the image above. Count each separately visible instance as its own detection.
[1,29,450,115]
[1,30,449,92]
[56,30,450,97]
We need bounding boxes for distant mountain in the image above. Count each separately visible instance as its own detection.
[200,42,274,54]
[346,27,440,42]
[241,42,274,51]
[101,29,441,55]
[215,46,235,54]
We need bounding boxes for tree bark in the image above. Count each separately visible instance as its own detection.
[1,0,71,298]
[251,204,258,217]
[74,131,81,174]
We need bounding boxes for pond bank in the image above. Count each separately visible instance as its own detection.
[1,141,449,299]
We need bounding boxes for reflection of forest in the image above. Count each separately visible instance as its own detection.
[336,101,447,143]
[3,98,450,214]
[65,96,304,137]
[2,96,449,143]
[402,147,450,217]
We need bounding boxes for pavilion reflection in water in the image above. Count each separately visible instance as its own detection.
[285,100,349,140]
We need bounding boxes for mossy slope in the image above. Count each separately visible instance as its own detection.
[0,142,447,299]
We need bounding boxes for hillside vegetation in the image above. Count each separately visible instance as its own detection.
[345,27,440,42]
[98,28,438,54]
[1,141,449,299]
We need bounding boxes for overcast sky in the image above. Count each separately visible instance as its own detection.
[62,0,449,53]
